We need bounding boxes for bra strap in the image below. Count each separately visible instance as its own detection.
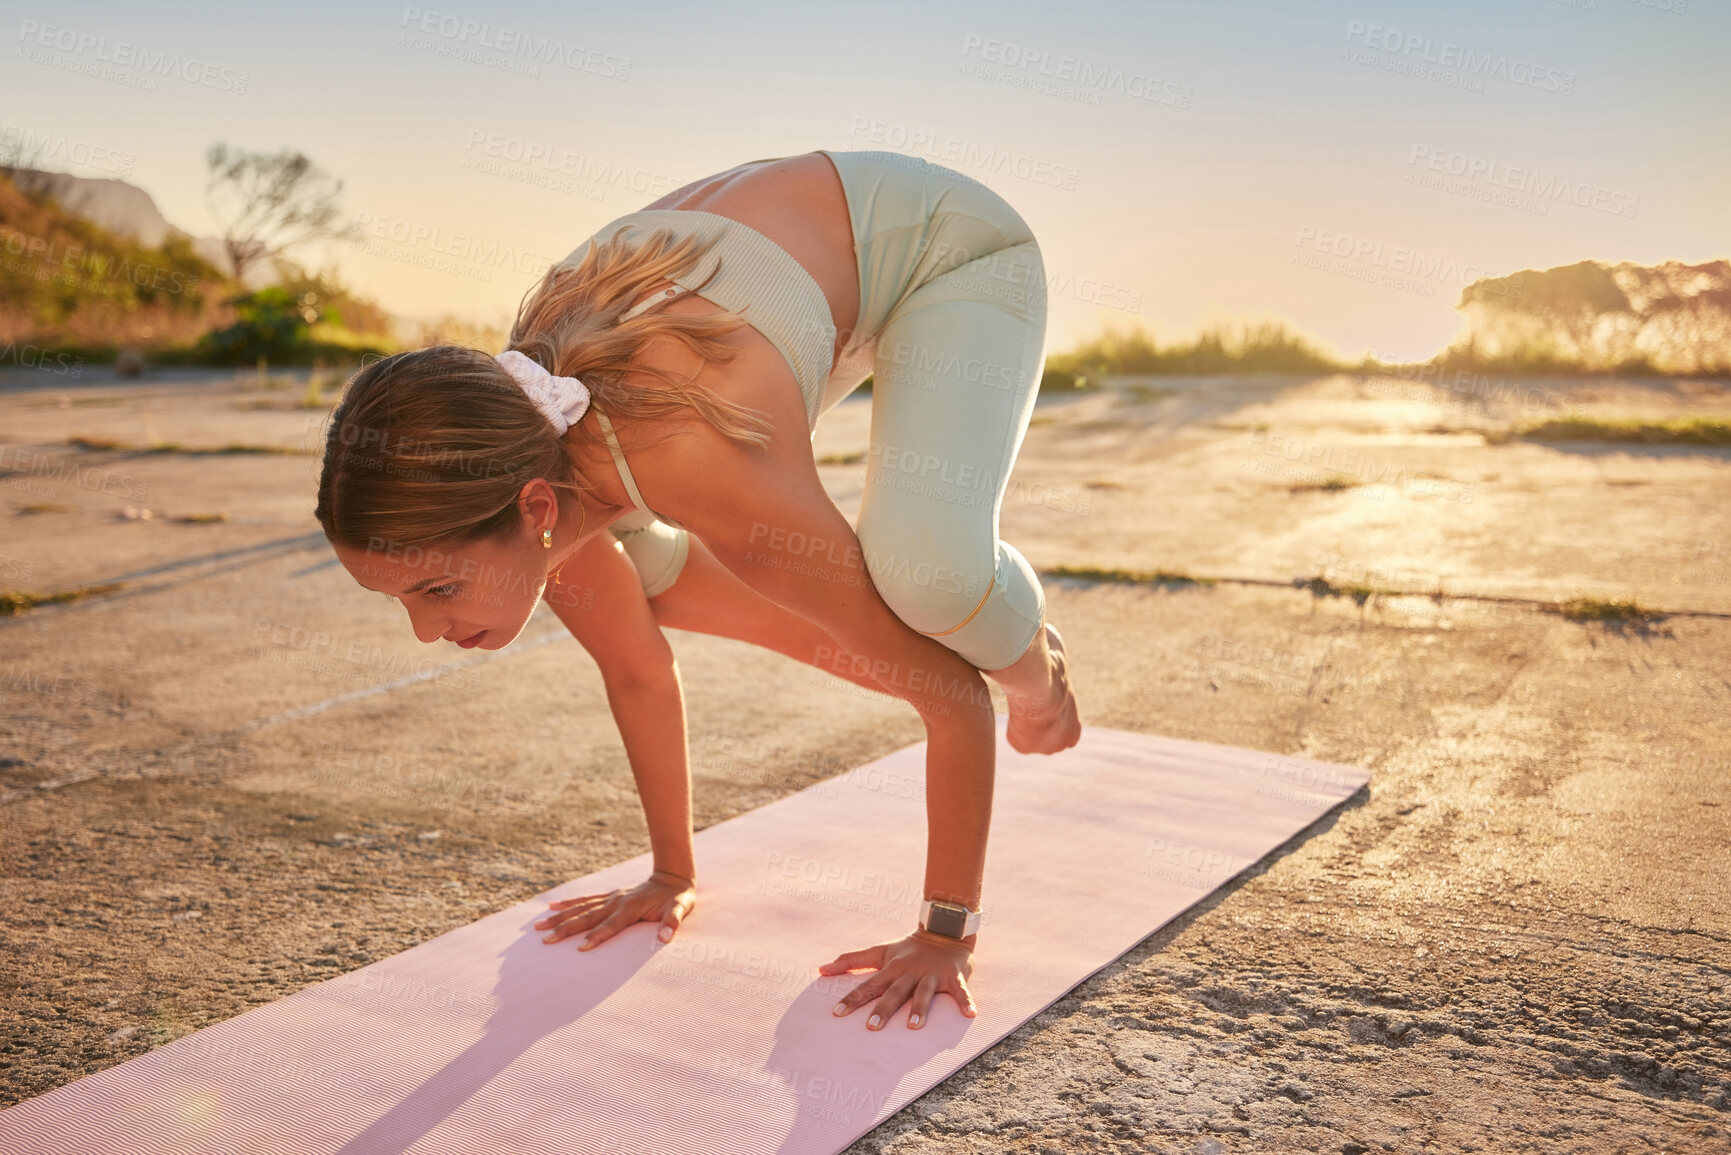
[592,406,655,516]
[621,283,688,321]
[596,282,689,520]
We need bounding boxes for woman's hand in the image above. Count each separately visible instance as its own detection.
[535,869,695,950]
[819,930,978,1030]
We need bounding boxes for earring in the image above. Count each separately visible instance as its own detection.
[550,497,585,581]
[541,528,553,549]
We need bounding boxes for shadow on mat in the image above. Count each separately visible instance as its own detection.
[764,976,971,1152]
[332,916,650,1155]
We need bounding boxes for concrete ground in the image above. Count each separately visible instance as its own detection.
[1,364,1726,1152]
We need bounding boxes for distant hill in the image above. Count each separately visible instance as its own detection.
[1,166,249,284]
[1448,258,1731,376]
[0,168,227,351]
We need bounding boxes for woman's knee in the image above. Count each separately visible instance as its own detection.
[855,517,996,635]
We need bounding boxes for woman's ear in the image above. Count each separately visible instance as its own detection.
[516,477,562,538]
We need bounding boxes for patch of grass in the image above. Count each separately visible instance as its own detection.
[1049,318,1343,378]
[1045,565,1215,588]
[1513,417,1731,446]
[1039,367,1094,393]
[67,436,308,456]
[171,511,230,524]
[1296,576,1387,606]
[15,502,79,515]
[816,451,864,465]
[1553,597,1662,624]
[1084,478,1125,489]
[0,582,124,616]
[1288,475,1359,493]
[1115,383,1175,404]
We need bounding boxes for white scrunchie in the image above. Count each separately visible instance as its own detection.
[495,349,591,436]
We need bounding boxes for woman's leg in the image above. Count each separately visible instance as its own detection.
[639,530,903,701]
[853,237,1079,754]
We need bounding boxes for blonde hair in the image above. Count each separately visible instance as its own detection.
[316,226,775,550]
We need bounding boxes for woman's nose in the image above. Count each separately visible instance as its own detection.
[403,599,450,644]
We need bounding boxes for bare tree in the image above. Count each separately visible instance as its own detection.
[205,144,356,284]
[0,128,53,197]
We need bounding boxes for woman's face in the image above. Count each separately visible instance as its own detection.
[332,526,549,651]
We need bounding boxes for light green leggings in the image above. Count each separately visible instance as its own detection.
[611,150,1050,671]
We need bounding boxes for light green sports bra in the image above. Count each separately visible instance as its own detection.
[579,209,841,532]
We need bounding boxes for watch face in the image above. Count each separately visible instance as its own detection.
[924,902,968,939]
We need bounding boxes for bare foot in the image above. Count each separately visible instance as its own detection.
[998,622,1082,755]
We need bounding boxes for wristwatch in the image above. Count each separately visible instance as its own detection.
[918,898,982,940]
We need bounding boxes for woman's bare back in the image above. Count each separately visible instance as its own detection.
[637,152,864,360]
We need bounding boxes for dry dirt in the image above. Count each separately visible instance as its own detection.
[1,364,1726,1153]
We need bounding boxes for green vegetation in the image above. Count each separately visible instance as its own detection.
[1552,597,1663,624]
[1512,417,1731,446]
[816,451,864,465]
[195,272,393,366]
[1115,382,1176,404]
[0,169,393,365]
[1048,319,1344,381]
[0,170,222,351]
[1295,576,1389,606]
[1288,475,1359,493]
[1039,367,1091,392]
[68,436,308,455]
[1044,564,1215,588]
[0,582,124,616]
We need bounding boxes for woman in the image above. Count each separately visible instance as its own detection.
[315,149,1081,1033]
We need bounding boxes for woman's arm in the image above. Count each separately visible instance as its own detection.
[611,349,996,1027]
[537,533,697,947]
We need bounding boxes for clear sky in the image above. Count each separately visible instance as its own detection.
[6,0,1725,359]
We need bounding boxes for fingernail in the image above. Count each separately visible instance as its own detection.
[868,1014,881,1029]
[832,1002,847,1016]
[659,927,672,942]
[910,1014,921,1027]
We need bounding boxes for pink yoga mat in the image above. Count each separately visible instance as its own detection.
[2,722,1368,1154]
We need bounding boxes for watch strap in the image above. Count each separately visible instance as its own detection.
[919,898,982,939]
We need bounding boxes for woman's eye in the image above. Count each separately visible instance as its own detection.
[427,584,460,599]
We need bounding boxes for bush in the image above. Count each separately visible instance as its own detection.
[196,287,318,363]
